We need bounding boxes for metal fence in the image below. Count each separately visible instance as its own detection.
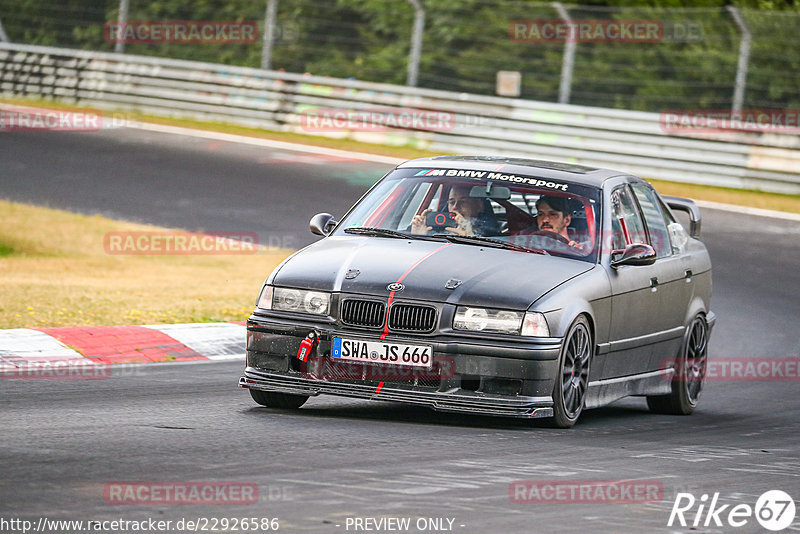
[0,1,799,113]
[2,42,799,194]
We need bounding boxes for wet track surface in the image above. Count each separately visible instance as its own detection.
[1,128,799,532]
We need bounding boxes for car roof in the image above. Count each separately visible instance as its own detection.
[396,155,633,188]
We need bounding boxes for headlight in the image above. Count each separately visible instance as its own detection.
[303,290,330,314]
[271,287,330,315]
[453,306,523,334]
[520,312,550,337]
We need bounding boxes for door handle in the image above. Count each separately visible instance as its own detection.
[650,277,659,291]
[685,269,693,282]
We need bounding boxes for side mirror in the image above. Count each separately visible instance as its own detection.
[309,213,337,236]
[611,243,657,268]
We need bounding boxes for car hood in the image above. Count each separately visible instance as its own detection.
[271,236,593,310]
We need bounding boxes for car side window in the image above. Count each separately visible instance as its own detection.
[630,184,672,258]
[657,195,690,253]
[610,186,647,250]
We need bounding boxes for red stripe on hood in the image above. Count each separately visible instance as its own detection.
[380,243,451,340]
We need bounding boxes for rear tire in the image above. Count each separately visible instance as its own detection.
[647,315,708,415]
[249,389,309,409]
[548,316,593,428]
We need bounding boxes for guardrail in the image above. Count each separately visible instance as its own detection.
[2,42,798,194]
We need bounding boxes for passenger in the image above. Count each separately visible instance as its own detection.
[411,185,500,236]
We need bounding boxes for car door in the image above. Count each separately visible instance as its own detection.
[603,184,661,378]
[629,183,692,371]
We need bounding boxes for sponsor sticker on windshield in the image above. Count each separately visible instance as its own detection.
[412,169,569,191]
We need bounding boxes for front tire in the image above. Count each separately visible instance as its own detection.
[249,389,309,409]
[549,316,593,428]
[647,315,708,415]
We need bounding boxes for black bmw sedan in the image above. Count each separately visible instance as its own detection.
[240,156,715,427]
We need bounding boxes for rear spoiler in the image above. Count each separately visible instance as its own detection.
[662,196,701,238]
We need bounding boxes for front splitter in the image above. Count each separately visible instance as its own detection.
[240,367,554,419]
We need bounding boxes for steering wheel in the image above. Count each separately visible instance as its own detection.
[529,229,573,245]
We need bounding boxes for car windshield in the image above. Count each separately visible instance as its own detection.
[334,167,601,262]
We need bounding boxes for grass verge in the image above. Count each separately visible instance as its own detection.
[0,199,289,329]
[3,97,800,215]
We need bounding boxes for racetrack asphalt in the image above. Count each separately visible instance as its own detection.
[1,127,799,532]
[0,127,390,250]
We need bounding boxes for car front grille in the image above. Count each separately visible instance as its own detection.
[340,299,385,328]
[340,299,437,332]
[388,304,437,332]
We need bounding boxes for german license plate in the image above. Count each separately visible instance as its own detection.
[331,337,433,368]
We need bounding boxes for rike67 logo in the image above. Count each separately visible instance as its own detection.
[668,490,795,531]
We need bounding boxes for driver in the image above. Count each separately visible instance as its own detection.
[411,185,499,236]
[535,195,583,249]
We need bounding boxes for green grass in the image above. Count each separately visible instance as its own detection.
[0,199,288,328]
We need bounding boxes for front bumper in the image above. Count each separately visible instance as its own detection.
[239,314,562,419]
[240,368,554,418]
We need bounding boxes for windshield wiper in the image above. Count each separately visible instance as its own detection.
[344,227,444,241]
[431,234,548,255]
